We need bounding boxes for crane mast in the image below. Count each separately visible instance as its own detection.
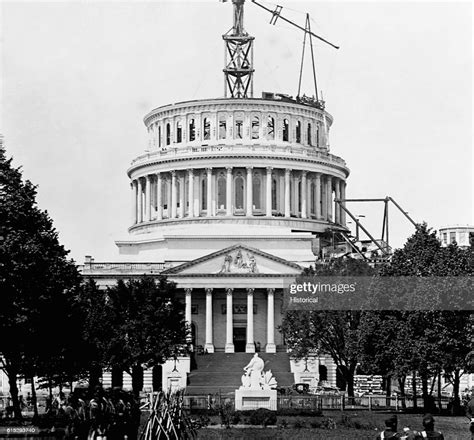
[222,0,254,98]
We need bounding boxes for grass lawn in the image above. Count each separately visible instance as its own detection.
[195,412,468,440]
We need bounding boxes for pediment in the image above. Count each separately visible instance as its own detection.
[163,245,303,276]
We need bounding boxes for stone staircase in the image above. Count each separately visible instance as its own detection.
[186,352,294,395]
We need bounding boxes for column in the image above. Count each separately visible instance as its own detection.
[156,173,162,220]
[179,173,185,218]
[171,171,177,219]
[301,171,307,218]
[206,168,212,217]
[188,169,194,218]
[266,289,276,353]
[145,175,151,222]
[266,167,272,216]
[246,288,255,353]
[321,174,328,220]
[284,169,291,217]
[211,173,217,215]
[335,179,341,224]
[137,178,143,223]
[204,288,214,353]
[315,173,321,219]
[327,176,333,221]
[246,167,253,216]
[131,180,137,225]
[225,288,234,353]
[341,180,346,226]
[185,288,192,344]
[166,176,172,218]
[226,167,232,216]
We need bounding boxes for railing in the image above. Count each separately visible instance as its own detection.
[130,143,347,168]
[81,262,166,273]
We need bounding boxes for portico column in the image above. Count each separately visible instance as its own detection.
[266,167,272,216]
[206,168,212,217]
[179,173,185,218]
[284,169,291,217]
[341,180,346,226]
[315,173,321,219]
[145,175,151,222]
[225,288,234,353]
[131,180,137,224]
[246,289,255,353]
[171,171,177,219]
[204,288,214,353]
[137,178,143,223]
[156,173,162,220]
[184,288,192,344]
[246,167,253,216]
[266,289,276,353]
[301,171,307,219]
[327,176,333,221]
[188,169,194,218]
[334,179,341,224]
[226,167,232,216]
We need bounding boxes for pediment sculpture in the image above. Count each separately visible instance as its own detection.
[218,249,258,274]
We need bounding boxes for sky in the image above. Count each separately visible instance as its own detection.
[1,1,472,264]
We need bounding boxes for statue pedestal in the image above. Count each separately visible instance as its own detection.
[235,389,277,411]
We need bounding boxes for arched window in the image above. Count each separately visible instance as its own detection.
[203,117,211,141]
[189,119,196,141]
[296,121,301,143]
[217,174,226,210]
[316,124,320,148]
[219,116,227,140]
[253,175,262,210]
[235,175,244,210]
[235,118,243,139]
[267,116,275,140]
[283,119,289,142]
[251,116,259,139]
[201,178,207,211]
[307,123,312,146]
[166,123,171,145]
[176,121,182,143]
[272,177,277,211]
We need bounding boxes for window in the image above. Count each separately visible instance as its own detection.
[235,118,243,139]
[166,123,171,145]
[450,231,456,243]
[189,119,196,141]
[307,123,312,146]
[316,124,320,148]
[296,121,301,143]
[442,232,447,244]
[176,121,182,143]
[253,175,262,209]
[267,116,275,140]
[203,117,211,141]
[219,117,227,140]
[272,177,277,211]
[298,180,302,212]
[310,181,315,213]
[201,178,207,210]
[217,174,226,210]
[283,119,289,142]
[319,365,328,382]
[235,175,244,209]
[162,179,169,213]
[251,116,259,139]
[158,125,162,148]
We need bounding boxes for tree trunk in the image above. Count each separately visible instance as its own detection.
[30,375,39,419]
[412,370,417,410]
[437,371,442,411]
[7,367,22,420]
[421,373,430,411]
[132,365,144,397]
[385,374,392,407]
[398,376,407,410]
[343,363,356,404]
[89,362,102,390]
[452,369,461,414]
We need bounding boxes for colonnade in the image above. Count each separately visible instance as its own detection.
[131,167,346,226]
[184,288,276,354]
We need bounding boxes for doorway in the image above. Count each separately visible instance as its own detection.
[233,327,246,352]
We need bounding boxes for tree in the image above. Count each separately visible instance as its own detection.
[281,257,375,398]
[79,276,189,396]
[0,144,82,418]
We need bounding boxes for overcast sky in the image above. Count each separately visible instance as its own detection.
[1,1,472,263]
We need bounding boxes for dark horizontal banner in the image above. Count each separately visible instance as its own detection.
[283,276,473,311]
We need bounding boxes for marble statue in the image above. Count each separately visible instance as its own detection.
[240,354,277,390]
